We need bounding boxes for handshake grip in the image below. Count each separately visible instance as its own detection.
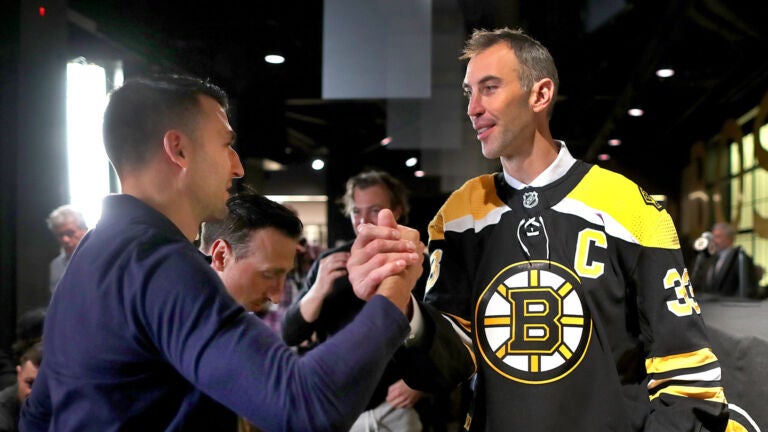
[377,228,424,315]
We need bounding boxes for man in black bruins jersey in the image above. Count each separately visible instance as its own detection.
[363,27,756,432]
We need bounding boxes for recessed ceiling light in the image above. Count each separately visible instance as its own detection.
[311,159,325,170]
[655,68,675,78]
[264,54,285,64]
[608,138,621,146]
[262,158,286,172]
[628,108,644,117]
[405,157,418,167]
[597,153,611,161]
[414,170,425,177]
[380,137,392,146]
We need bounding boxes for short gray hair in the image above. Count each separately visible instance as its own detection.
[712,222,735,240]
[46,205,87,231]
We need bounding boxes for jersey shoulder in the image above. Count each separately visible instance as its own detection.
[562,165,679,249]
[428,174,507,240]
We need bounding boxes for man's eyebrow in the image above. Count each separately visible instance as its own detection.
[463,75,502,90]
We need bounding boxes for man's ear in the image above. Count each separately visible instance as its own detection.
[529,78,555,114]
[210,238,231,271]
[162,129,189,168]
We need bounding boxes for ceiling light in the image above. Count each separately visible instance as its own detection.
[380,137,392,146]
[264,54,285,64]
[311,159,325,170]
[414,170,425,177]
[608,138,621,146]
[597,154,611,161]
[655,68,675,78]
[262,158,286,172]
[405,157,418,167]
[627,108,644,117]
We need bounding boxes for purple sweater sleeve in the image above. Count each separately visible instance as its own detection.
[146,254,409,431]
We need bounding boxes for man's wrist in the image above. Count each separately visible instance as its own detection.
[404,296,424,347]
[377,275,412,314]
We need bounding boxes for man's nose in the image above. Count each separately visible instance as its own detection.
[230,148,245,178]
[361,213,376,225]
[268,278,285,304]
[467,93,484,117]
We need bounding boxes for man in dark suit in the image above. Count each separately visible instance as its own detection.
[694,222,760,298]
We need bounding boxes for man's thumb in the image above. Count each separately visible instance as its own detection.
[376,208,397,228]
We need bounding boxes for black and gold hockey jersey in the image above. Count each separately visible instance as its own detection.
[421,161,729,431]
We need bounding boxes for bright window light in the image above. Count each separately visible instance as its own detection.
[66,60,111,227]
[113,61,124,88]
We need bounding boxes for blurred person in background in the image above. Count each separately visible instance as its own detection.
[282,170,434,432]
[1,308,46,392]
[0,342,42,432]
[200,191,304,431]
[692,222,762,298]
[200,192,303,333]
[45,205,88,294]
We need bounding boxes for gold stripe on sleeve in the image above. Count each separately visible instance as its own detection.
[648,385,726,404]
[645,348,719,373]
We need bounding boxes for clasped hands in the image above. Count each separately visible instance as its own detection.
[347,209,425,315]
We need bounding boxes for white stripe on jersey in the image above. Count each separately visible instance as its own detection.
[647,367,722,390]
[444,205,511,234]
[552,197,640,245]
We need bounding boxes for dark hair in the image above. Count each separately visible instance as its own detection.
[200,191,304,259]
[103,74,229,174]
[461,27,559,119]
[19,342,43,368]
[340,170,411,223]
[12,308,46,360]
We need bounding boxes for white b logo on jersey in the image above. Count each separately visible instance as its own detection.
[475,260,592,384]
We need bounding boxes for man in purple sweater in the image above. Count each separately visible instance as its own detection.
[20,74,426,431]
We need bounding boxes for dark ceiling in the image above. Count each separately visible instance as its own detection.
[66,0,768,203]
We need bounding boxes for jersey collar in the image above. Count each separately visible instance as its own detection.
[503,140,576,190]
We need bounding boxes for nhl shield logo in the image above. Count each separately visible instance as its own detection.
[523,191,539,208]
